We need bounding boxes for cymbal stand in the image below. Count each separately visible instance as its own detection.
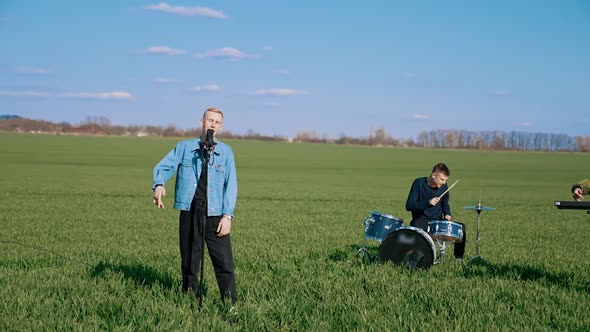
[464,200,495,263]
[473,210,481,258]
[472,208,482,259]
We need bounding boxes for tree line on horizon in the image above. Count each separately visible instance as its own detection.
[1,115,588,152]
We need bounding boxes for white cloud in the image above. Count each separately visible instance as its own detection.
[190,84,221,92]
[263,46,273,51]
[194,47,254,61]
[15,67,53,75]
[146,46,185,56]
[0,90,50,98]
[272,69,289,75]
[253,88,307,96]
[152,77,179,84]
[0,90,133,100]
[58,91,134,100]
[413,114,430,120]
[492,90,513,96]
[144,2,227,19]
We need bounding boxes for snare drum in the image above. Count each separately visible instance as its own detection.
[379,226,436,269]
[428,220,464,243]
[364,211,403,242]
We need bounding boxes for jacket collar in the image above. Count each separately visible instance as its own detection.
[191,137,220,156]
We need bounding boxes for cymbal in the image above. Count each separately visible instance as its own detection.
[464,205,495,211]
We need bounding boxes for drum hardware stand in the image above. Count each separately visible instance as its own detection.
[358,233,370,264]
[435,240,449,264]
[464,200,495,263]
[358,217,372,264]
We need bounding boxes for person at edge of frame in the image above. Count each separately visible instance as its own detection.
[405,163,466,261]
[152,107,237,304]
[572,179,590,201]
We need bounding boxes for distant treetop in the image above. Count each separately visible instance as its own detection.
[0,115,22,120]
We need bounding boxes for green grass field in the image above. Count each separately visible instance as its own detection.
[1,132,589,331]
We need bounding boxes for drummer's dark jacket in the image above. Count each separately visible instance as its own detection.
[405,177,451,221]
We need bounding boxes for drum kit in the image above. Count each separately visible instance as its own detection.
[360,200,495,269]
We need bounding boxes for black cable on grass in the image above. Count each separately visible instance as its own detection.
[0,239,94,268]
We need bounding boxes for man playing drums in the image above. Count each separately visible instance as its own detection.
[405,163,466,261]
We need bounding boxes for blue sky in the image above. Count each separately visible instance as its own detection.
[1,1,588,139]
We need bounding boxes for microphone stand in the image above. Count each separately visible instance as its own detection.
[198,137,215,310]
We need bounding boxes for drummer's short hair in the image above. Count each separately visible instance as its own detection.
[432,163,450,176]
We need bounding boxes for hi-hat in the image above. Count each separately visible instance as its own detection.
[464,205,495,211]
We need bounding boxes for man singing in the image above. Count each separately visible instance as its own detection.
[152,107,237,304]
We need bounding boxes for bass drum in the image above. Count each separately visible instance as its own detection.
[379,226,436,269]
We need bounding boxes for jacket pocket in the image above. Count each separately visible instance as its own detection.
[177,159,196,199]
[213,164,226,186]
[181,158,195,167]
[179,159,195,178]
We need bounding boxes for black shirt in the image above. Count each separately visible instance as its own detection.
[194,146,208,202]
[405,177,451,220]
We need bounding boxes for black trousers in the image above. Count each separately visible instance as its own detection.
[179,201,236,303]
[410,218,466,259]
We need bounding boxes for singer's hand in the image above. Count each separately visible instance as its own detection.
[216,217,231,237]
[153,186,166,208]
[573,188,584,201]
[444,215,452,221]
[429,197,440,206]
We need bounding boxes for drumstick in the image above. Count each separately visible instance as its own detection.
[439,180,459,199]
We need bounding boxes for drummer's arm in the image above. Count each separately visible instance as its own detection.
[405,180,429,212]
[442,193,452,220]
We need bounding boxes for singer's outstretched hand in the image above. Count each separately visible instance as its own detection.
[153,186,166,208]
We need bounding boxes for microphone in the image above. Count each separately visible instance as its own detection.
[204,129,216,151]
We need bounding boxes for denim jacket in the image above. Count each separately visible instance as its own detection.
[152,138,237,216]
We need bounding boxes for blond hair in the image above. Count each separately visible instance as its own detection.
[203,107,224,118]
